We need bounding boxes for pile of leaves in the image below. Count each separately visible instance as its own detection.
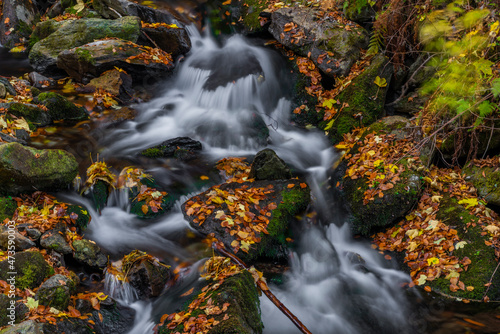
[107,250,170,282]
[83,160,116,193]
[125,45,173,66]
[215,157,252,182]
[336,129,421,204]
[373,165,500,300]
[141,22,179,29]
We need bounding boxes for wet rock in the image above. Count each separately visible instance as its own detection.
[0,142,78,195]
[0,197,17,222]
[344,0,376,24]
[324,54,394,143]
[40,319,93,334]
[0,78,17,96]
[182,178,310,262]
[0,320,42,334]
[57,38,175,83]
[7,103,52,128]
[67,205,92,231]
[26,228,42,241]
[0,84,6,99]
[463,162,500,207]
[40,230,73,254]
[72,239,108,269]
[249,149,292,181]
[0,0,38,49]
[0,230,35,251]
[92,0,180,24]
[34,92,89,123]
[0,295,29,327]
[29,16,142,73]
[0,251,52,289]
[28,72,55,88]
[140,137,202,159]
[88,298,136,334]
[156,270,263,334]
[138,26,191,59]
[29,19,65,50]
[126,259,172,299]
[86,69,133,100]
[268,7,369,77]
[35,274,77,311]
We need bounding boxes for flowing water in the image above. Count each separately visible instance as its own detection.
[93,27,415,333]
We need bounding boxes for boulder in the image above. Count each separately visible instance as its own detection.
[324,53,394,143]
[0,78,17,96]
[0,251,52,289]
[125,258,172,299]
[86,69,133,99]
[156,270,263,334]
[57,38,175,83]
[40,230,73,254]
[0,0,38,49]
[268,7,369,77]
[28,72,55,88]
[343,0,376,24]
[29,16,141,73]
[35,274,77,311]
[0,230,35,251]
[0,320,41,334]
[182,178,310,262]
[7,103,52,128]
[34,92,89,123]
[0,143,78,195]
[249,149,292,181]
[0,294,28,327]
[140,137,202,159]
[29,19,65,50]
[92,0,180,24]
[138,26,191,59]
[72,239,107,269]
[0,84,6,99]
[463,161,500,207]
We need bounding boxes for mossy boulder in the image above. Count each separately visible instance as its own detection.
[0,251,52,289]
[35,274,78,311]
[0,295,26,327]
[157,270,263,334]
[87,69,133,99]
[0,197,17,222]
[343,0,376,24]
[0,143,78,195]
[182,178,310,262]
[57,38,175,83]
[0,320,41,334]
[29,19,66,50]
[0,230,35,251]
[268,7,368,77]
[0,0,38,49]
[67,205,91,231]
[72,239,107,269]
[92,0,180,24]
[29,16,141,73]
[128,180,175,219]
[40,230,73,254]
[7,103,52,128]
[206,0,269,35]
[428,196,500,301]
[126,259,172,299]
[35,92,89,123]
[140,137,202,160]
[463,162,500,207]
[248,149,291,181]
[324,53,394,143]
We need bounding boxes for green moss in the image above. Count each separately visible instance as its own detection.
[36,92,88,122]
[67,205,91,231]
[7,252,51,290]
[0,197,17,222]
[16,20,34,39]
[75,48,96,65]
[432,197,500,301]
[8,103,49,128]
[141,147,163,158]
[241,0,269,32]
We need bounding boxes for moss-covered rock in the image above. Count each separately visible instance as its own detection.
[29,19,66,50]
[182,179,310,262]
[35,274,77,311]
[67,205,91,231]
[40,230,73,254]
[29,16,141,73]
[429,196,500,301]
[0,320,42,334]
[0,230,35,251]
[126,259,172,299]
[0,197,17,222]
[0,142,78,195]
[138,26,191,59]
[463,162,500,207]
[249,149,291,181]
[35,92,89,123]
[0,0,38,49]
[72,239,107,269]
[343,0,376,24]
[325,54,393,143]
[268,7,368,77]
[158,270,263,334]
[0,251,51,290]
[140,137,202,160]
[7,103,52,128]
[207,0,270,35]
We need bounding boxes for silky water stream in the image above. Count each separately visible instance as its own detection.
[71,28,418,334]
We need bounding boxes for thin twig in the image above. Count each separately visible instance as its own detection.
[213,241,313,334]
[482,259,500,301]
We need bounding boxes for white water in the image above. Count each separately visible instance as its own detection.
[92,28,413,333]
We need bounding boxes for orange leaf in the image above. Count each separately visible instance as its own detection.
[424,286,431,292]
[4,18,10,25]
[180,287,194,297]
[287,184,295,188]
[141,204,149,214]
[463,318,485,327]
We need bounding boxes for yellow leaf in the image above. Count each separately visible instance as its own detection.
[367,150,376,156]
[200,175,209,180]
[425,220,439,230]
[458,198,478,209]
[74,0,85,12]
[406,229,419,239]
[237,231,249,239]
[391,227,401,238]
[455,241,467,249]
[431,195,442,203]
[374,76,387,88]
[427,257,439,266]
[12,118,32,132]
[212,197,224,204]
[408,241,418,252]
[215,210,225,219]
[417,274,427,285]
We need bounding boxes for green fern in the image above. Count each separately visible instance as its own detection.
[367,24,386,56]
